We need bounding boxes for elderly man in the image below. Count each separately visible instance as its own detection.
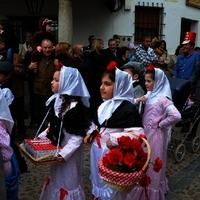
[104,38,118,63]
[28,39,55,129]
[135,36,157,68]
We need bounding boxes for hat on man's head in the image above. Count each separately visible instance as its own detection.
[182,32,196,44]
[0,61,14,74]
[128,42,135,49]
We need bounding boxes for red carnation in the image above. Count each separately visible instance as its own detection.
[103,148,123,166]
[123,152,136,169]
[153,157,163,172]
[107,61,117,71]
[147,63,155,71]
[55,62,63,71]
[140,174,151,187]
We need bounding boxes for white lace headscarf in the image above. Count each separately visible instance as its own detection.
[146,68,172,104]
[0,88,14,134]
[98,68,134,125]
[46,66,90,111]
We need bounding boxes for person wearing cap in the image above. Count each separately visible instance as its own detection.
[173,32,200,80]
[128,42,136,61]
[121,61,145,100]
[135,36,158,68]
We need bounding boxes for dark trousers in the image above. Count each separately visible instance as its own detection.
[28,79,36,122]
[11,96,26,135]
[34,93,50,131]
[0,151,6,200]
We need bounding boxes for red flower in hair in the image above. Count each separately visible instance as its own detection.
[107,61,117,71]
[55,62,63,71]
[147,64,155,71]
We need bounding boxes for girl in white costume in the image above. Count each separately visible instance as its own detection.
[84,62,143,200]
[39,65,90,200]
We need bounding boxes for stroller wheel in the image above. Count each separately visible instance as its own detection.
[174,144,186,163]
[191,136,200,153]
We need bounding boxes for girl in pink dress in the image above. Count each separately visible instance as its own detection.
[127,65,181,200]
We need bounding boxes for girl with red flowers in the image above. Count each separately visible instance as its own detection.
[127,65,181,200]
[84,61,142,200]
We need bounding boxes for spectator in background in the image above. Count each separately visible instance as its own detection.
[88,38,108,116]
[22,31,34,52]
[104,38,118,63]
[0,36,27,140]
[173,32,200,133]
[83,35,96,52]
[28,39,55,129]
[73,43,92,87]
[128,42,136,61]
[168,44,184,73]
[135,36,157,68]
[194,46,200,53]
[0,16,19,63]
[173,32,200,79]
[113,34,120,50]
[116,46,130,68]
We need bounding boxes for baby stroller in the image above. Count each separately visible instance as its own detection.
[168,77,200,162]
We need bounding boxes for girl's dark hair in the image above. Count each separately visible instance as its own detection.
[102,70,115,82]
[175,44,183,56]
[159,40,167,51]
[58,95,81,118]
[145,68,155,81]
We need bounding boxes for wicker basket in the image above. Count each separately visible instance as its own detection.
[98,132,151,192]
[19,143,64,166]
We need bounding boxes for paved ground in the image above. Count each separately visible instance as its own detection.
[16,83,200,200]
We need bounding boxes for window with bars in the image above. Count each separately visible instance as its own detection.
[134,5,165,45]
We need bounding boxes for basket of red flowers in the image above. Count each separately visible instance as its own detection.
[98,132,162,192]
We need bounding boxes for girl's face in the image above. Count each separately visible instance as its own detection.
[51,71,60,93]
[100,74,114,100]
[145,73,154,91]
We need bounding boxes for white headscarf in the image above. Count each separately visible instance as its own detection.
[146,68,172,104]
[98,68,134,125]
[46,66,90,111]
[0,88,14,134]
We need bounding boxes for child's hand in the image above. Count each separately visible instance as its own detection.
[37,46,42,52]
[54,155,64,162]
[29,62,38,73]
[0,29,4,34]
[137,96,147,103]
[106,138,114,149]
[84,135,91,144]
